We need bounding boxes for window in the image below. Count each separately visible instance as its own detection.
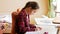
[56,0,60,17]
[49,0,60,17]
[48,0,57,18]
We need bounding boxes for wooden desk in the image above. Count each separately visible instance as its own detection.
[53,17,60,34]
[53,17,60,24]
[57,26,60,34]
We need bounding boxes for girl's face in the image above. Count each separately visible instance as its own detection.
[27,7,38,15]
[30,9,38,15]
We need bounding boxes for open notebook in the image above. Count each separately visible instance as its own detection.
[34,18,54,25]
[25,25,57,34]
[34,15,54,25]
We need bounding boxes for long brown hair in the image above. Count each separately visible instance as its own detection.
[23,1,39,9]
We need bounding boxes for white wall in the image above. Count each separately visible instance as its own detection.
[0,0,48,15]
[0,0,39,15]
[57,0,60,12]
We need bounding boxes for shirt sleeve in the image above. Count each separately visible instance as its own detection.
[17,13,36,33]
[17,13,31,33]
[29,24,36,28]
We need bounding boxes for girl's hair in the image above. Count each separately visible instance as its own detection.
[23,1,39,9]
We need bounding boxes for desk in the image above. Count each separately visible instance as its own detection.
[35,17,60,34]
[56,26,60,34]
[53,17,60,24]
[25,31,41,34]
[53,16,60,34]
[26,25,57,34]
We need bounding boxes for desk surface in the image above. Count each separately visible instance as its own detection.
[53,17,60,24]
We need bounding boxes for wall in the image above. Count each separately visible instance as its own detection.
[30,0,49,24]
[0,0,49,24]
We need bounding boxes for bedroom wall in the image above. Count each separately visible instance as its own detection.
[30,0,49,24]
[0,0,49,24]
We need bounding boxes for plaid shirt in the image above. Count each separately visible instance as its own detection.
[17,9,36,34]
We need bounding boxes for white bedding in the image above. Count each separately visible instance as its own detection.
[0,15,12,23]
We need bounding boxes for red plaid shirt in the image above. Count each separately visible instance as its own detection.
[17,9,36,34]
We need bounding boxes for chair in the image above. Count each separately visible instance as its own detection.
[11,8,20,34]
